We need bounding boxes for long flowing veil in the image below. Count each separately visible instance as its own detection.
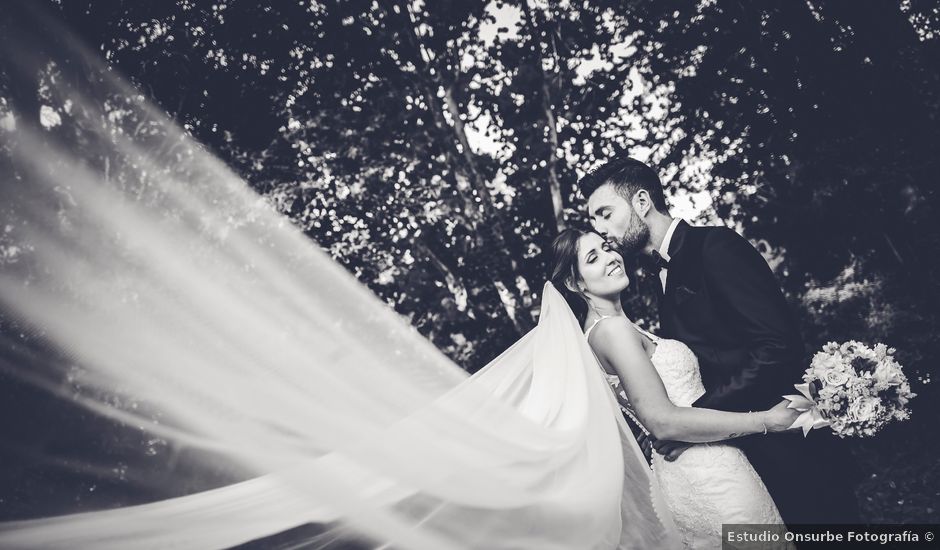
[0,12,680,549]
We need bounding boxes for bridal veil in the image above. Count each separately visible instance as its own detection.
[0,24,679,549]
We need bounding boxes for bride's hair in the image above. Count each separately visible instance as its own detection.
[550,228,589,324]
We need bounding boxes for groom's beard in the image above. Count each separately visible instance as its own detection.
[615,213,651,258]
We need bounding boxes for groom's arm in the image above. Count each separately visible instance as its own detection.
[691,228,803,413]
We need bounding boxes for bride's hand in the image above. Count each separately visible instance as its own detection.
[763,399,801,433]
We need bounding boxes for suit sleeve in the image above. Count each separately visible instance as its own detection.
[691,228,804,412]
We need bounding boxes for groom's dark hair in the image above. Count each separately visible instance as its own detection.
[578,157,669,213]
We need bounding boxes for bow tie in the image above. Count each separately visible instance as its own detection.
[648,250,669,271]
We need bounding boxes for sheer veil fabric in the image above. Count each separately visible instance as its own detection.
[0,278,680,549]
[0,47,679,548]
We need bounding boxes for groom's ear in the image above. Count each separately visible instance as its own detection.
[632,189,653,217]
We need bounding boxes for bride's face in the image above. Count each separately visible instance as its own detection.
[577,232,630,297]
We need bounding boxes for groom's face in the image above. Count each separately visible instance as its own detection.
[587,183,650,257]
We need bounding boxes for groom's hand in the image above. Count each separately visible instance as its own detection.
[652,440,691,462]
[637,432,653,463]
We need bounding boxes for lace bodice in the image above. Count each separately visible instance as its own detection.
[638,329,706,407]
[585,317,705,407]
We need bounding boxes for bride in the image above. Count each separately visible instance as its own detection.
[549,228,794,549]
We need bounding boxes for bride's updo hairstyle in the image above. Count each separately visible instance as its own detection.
[550,228,589,324]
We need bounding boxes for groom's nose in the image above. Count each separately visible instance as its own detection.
[588,215,600,230]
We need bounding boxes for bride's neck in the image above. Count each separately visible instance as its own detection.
[587,295,624,318]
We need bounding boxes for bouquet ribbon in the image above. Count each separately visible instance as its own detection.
[782,383,831,437]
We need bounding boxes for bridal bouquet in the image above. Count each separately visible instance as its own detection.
[783,341,916,438]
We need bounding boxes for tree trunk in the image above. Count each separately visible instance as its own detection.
[520,0,566,232]
[395,2,534,334]
[413,238,472,316]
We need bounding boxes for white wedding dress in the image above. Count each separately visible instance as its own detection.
[585,318,785,550]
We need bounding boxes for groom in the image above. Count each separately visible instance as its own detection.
[579,156,861,525]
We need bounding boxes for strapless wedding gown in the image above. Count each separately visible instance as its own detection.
[587,320,785,550]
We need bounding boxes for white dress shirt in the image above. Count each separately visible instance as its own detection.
[658,218,682,292]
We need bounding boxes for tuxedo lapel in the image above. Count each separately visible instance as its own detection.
[662,220,690,298]
[658,221,691,337]
[666,220,690,260]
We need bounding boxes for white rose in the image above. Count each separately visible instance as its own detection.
[873,362,901,386]
[824,370,850,387]
[848,397,882,421]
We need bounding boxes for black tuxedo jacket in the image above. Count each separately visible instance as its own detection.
[658,221,803,413]
[657,221,860,524]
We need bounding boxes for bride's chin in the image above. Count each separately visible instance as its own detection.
[603,279,629,295]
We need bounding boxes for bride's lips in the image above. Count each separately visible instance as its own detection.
[606,264,624,277]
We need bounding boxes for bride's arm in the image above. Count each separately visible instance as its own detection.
[589,317,796,443]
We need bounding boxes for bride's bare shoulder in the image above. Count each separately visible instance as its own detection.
[587,316,644,353]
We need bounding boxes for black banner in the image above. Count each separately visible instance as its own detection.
[722,524,939,549]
